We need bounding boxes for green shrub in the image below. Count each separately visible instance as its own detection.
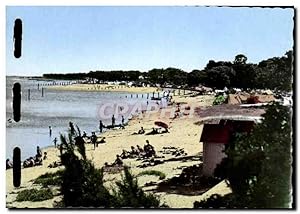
[138,170,166,180]
[16,188,54,202]
[213,95,226,105]
[59,123,165,208]
[112,167,163,208]
[59,123,113,207]
[34,170,63,187]
[197,103,292,208]
[194,193,236,208]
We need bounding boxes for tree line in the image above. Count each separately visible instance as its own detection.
[43,50,293,91]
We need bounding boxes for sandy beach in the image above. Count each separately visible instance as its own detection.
[6,94,231,208]
[46,83,161,93]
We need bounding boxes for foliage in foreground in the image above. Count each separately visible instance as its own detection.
[194,103,293,208]
[59,123,112,207]
[16,188,54,202]
[33,170,63,187]
[112,167,162,208]
[58,122,163,208]
[137,170,166,180]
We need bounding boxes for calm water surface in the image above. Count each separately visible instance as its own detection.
[6,77,153,160]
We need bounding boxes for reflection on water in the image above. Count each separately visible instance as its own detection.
[6,77,150,160]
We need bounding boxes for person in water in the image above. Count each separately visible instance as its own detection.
[112,115,116,126]
[49,126,52,137]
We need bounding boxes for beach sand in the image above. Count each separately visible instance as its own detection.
[46,83,161,93]
[6,94,231,208]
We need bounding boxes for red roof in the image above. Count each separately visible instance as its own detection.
[200,120,255,144]
[200,124,231,144]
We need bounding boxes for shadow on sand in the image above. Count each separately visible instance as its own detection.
[144,163,220,196]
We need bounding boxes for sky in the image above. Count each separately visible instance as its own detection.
[6,6,294,76]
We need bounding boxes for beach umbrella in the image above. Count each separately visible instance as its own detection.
[154,121,168,129]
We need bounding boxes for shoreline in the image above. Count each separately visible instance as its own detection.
[46,83,161,94]
[6,94,231,208]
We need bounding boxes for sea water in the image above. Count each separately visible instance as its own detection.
[6,76,152,160]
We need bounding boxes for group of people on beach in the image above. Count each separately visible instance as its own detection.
[103,140,156,169]
[116,140,157,165]
[88,132,106,150]
[23,146,47,168]
[133,126,169,135]
[99,115,126,132]
[6,146,48,170]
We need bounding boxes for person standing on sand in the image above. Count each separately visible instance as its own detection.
[112,115,115,127]
[121,115,125,126]
[91,132,97,150]
[59,144,63,156]
[53,137,57,148]
[99,120,104,133]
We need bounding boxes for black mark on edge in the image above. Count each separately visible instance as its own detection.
[13,147,21,188]
[13,82,21,122]
[14,18,22,58]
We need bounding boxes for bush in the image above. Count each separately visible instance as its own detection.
[60,142,112,207]
[59,123,165,208]
[199,103,292,208]
[34,170,63,187]
[194,193,236,209]
[16,188,54,202]
[213,95,226,105]
[137,170,166,180]
[112,167,162,208]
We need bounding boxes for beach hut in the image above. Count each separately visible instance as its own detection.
[200,119,255,177]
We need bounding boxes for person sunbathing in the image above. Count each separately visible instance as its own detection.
[120,149,129,159]
[129,146,139,157]
[23,157,35,168]
[113,155,123,166]
[145,128,159,135]
[136,145,144,153]
[138,127,145,134]
[43,152,48,160]
[35,155,43,166]
[143,140,156,158]
[132,127,145,135]
[99,137,106,144]
[6,159,13,169]
[161,128,169,133]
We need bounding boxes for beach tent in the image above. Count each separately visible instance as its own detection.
[200,119,255,177]
[227,93,275,105]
